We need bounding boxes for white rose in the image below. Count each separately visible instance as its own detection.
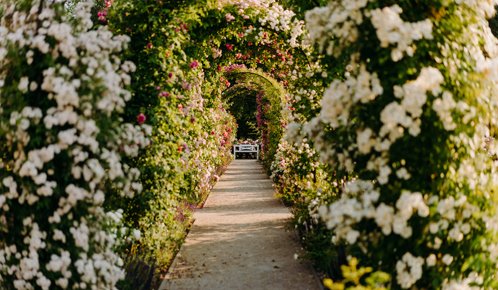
[442,254,453,265]
[426,254,436,266]
[346,230,360,244]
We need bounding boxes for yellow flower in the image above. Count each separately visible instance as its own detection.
[323,278,345,290]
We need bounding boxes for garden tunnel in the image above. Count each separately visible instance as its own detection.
[223,69,286,161]
[2,0,498,290]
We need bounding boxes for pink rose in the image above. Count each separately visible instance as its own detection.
[189,60,199,69]
[137,113,146,124]
[225,13,235,22]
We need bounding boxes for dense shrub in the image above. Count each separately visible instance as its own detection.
[0,1,149,288]
[303,1,498,288]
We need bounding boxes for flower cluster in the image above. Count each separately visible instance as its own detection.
[319,64,383,130]
[369,5,433,61]
[396,252,424,288]
[257,1,305,48]
[376,67,444,154]
[320,182,432,244]
[305,0,373,56]
[97,0,113,23]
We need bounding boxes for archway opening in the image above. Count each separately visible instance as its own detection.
[224,84,259,141]
[222,68,285,166]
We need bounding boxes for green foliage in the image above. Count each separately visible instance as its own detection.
[490,7,498,37]
[224,85,259,140]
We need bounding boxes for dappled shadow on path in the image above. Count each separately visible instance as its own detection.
[162,214,317,290]
[161,160,320,290]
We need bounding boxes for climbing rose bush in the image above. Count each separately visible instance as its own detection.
[305,0,498,289]
[271,138,331,207]
[0,1,149,289]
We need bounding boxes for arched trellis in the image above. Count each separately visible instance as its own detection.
[222,69,287,166]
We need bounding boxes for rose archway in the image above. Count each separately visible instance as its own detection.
[100,0,321,285]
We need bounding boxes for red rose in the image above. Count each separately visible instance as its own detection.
[189,60,199,69]
[137,113,146,125]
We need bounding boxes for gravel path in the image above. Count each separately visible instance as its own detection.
[160,160,321,290]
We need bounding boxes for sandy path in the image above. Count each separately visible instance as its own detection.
[160,160,321,290]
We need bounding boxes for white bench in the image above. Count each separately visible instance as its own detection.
[233,144,259,160]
